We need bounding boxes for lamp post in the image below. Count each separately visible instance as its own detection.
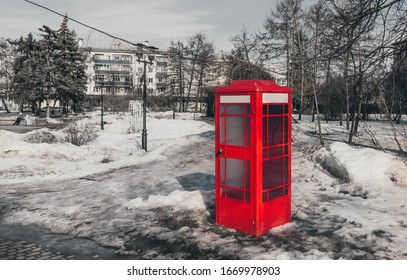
[142,60,147,150]
[137,53,155,151]
[100,80,105,130]
[99,75,113,130]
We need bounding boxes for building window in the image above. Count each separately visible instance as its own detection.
[148,78,153,84]
[95,75,104,81]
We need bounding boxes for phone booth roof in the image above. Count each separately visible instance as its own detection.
[215,80,291,94]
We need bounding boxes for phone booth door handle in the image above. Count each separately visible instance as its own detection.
[216,149,223,157]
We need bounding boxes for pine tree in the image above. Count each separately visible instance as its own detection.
[38,25,59,117]
[55,16,86,113]
[11,33,45,112]
[10,17,86,114]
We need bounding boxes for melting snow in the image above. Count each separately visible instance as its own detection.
[1,112,407,259]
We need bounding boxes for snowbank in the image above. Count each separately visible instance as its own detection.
[313,142,407,197]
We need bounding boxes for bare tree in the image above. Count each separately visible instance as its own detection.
[265,0,303,81]
[185,33,216,113]
[264,0,306,119]
[166,33,216,113]
[167,40,186,112]
[230,25,273,65]
[223,26,275,82]
[321,0,401,143]
[0,38,14,112]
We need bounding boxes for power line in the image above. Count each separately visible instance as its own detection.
[24,0,158,51]
[25,1,244,68]
[24,1,231,64]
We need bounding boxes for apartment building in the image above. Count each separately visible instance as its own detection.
[82,47,167,99]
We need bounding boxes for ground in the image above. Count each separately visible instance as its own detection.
[0,112,406,259]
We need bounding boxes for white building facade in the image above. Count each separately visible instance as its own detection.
[82,47,167,98]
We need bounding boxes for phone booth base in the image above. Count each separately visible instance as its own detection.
[215,80,292,236]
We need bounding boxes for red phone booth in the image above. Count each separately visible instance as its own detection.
[215,80,292,236]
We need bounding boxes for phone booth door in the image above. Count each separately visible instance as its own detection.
[215,95,253,235]
[259,94,291,232]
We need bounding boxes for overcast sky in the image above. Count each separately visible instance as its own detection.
[0,0,297,52]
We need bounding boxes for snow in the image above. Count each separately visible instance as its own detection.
[1,111,407,259]
[0,112,212,184]
[125,190,206,211]
[313,141,407,197]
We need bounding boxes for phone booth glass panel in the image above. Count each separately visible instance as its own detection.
[215,80,292,236]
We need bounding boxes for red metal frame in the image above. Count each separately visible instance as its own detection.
[215,80,292,236]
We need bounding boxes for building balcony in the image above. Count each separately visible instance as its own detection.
[94,59,132,65]
[156,72,167,78]
[156,61,167,67]
[95,70,131,75]
[156,82,167,88]
[95,81,133,88]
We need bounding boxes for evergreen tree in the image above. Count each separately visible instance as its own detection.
[38,25,59,116]
[11,33,44,112]
[10,17,86,113]
[55,16,86,113]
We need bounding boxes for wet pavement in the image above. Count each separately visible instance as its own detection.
[0,238,75,260]
[0,224,131,260]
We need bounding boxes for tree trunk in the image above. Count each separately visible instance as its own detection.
[344,51,350,130]
[353,100,362,136]
[186,59,196,112]
[195,64,204,113]
[178,68,184,112]
[325,58,331,123]
[298,31,304,121]
[311,98,315,122]
[312,82,324,146]
[1,98,10,113]
[348,112,355,143]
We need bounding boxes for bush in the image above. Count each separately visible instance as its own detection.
[64,121,98,146]
[24,131,58,144]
